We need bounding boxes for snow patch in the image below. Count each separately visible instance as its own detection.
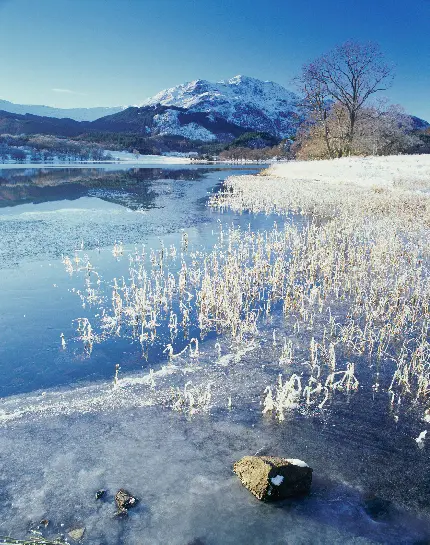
[415,430,427,449]
[270,475,284,486]
[153,110,216,141]
[286,458,309,468]
[107,149,192,164]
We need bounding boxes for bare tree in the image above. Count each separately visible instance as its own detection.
[297,41,394,157]
[354,103,419,156]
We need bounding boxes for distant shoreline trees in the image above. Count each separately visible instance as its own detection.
[0,134,113,163]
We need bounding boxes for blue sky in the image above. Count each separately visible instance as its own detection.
[0,0,429,119]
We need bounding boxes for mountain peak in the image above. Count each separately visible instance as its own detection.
[223,75,264,85]
[0,76,303,142]
[226,74,248,84]
[138,75,301,140]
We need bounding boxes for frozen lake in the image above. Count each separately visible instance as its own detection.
[0,165,429,544]
[0,164,272,397]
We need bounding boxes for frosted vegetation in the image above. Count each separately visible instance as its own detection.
[1,159,430,544]
[211,155,430,418]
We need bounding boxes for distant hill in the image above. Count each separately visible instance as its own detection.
[0,109,88,136]
[0,105,253,142]
[0,99,124,121]
[410,115,430,131]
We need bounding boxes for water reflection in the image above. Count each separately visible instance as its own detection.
[0,164,264,397]
[0,166,220,209]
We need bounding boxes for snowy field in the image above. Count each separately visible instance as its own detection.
[267,154,430,189]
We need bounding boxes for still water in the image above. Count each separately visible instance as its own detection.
[0,165,269,397]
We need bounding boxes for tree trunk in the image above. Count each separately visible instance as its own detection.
[347,110,356,155]
[322,110,334,159]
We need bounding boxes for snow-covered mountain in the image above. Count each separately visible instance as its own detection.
[0,76,302,140]
[140,75,302,140]
[0,99,124,121]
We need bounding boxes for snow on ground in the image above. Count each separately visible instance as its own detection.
[267,154,430,189]
[0,153,192,168]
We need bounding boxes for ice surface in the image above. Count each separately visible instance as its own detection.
[0,165,260,269]
[1,387,430,544]
[1,340,430,543]
[0,165,273,398]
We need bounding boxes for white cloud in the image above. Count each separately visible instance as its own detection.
[52,88,86,96]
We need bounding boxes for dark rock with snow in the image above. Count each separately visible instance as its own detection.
[115,488,138,513]
[233,456,312,501]
[95,489,106,500]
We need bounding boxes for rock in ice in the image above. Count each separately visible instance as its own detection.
[233,455,312,501]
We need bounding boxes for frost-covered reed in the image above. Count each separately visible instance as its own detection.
[63,156,430,420]
[209,158,430,417]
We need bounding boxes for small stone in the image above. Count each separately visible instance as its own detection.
[115,489,138,511]
[233,455,312,501]
[95,489,106,500]
[363,495,392,521]
[68,527,85,541]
